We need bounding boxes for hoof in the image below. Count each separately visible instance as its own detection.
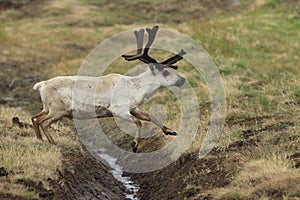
[165,131,177,136]
[37,137,42,141]
[36,135,43,141]
[131,141,138,153]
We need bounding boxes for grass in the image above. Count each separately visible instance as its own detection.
[0,0,299,199]
[0,24,7,42]
[211,155,300,199]
[0,106,80,198]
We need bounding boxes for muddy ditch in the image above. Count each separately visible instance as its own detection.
[0,146,126,200]
[53,147,126,200]
[127,150,240,200]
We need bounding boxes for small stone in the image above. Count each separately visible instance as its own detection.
[0,167,8,176]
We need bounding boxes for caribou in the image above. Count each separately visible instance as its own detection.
[32,25,186,152]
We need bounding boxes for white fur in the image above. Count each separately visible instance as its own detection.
[34,66,184,121]
[33,81,45,91]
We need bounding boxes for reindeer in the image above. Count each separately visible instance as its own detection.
[32,26,186,152]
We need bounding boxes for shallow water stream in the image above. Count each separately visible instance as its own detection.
[96,149,140,200]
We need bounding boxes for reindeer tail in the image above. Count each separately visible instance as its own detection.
[33,81,45,91]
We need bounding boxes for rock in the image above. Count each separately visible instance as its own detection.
[0,167,8,177]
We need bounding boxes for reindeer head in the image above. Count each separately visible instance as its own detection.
[148,63,186,87]
[122,26,186,88]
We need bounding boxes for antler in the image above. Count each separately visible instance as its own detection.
[122,26,186,70]
[160,49,186,70]
[122,26,158,64]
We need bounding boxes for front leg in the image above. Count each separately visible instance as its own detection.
[162,127,177,136]
[131,117,142,153]
[130,108,178,136]
[113,111,142,153]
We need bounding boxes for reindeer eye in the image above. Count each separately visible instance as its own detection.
[162,70,170,76]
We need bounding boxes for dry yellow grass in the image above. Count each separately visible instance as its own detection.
[210,155,300,199]
[0,106,79,198]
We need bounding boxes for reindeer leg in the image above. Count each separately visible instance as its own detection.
[130,109,177,136]
[39,112,65,145]
[31,110,49,140]
[131,117,142,153]
[115,111,143,152]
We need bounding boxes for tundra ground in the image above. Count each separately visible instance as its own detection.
[0,0,299,199]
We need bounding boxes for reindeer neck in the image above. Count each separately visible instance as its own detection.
[132,69,161,88]
[130,69,162,104]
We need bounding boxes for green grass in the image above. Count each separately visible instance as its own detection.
[0,24,7,42]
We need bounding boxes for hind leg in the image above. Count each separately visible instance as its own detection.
[31,110,49,140]
[39,112,66,145]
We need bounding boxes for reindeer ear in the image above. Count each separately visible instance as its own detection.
[149,64,155,74]
[149,63,163,74]
[155,63,164,71]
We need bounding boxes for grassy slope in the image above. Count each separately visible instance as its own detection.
[0,107,80,198]
[0,0,299,199]
[188,1,300,198]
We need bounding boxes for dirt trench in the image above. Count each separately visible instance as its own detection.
[53,147,126,200]
[0,143,127,200]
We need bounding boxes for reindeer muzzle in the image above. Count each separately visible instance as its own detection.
[175,77,185,87]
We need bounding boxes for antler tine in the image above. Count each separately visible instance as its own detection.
[135,29,144,55]
[160,49,186,66]
[137,26,159,64]
[122,29,144,60]
[122,26,158,64]
[143,26,159,55]
[122,25,186,67]
[134,26,159,64]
